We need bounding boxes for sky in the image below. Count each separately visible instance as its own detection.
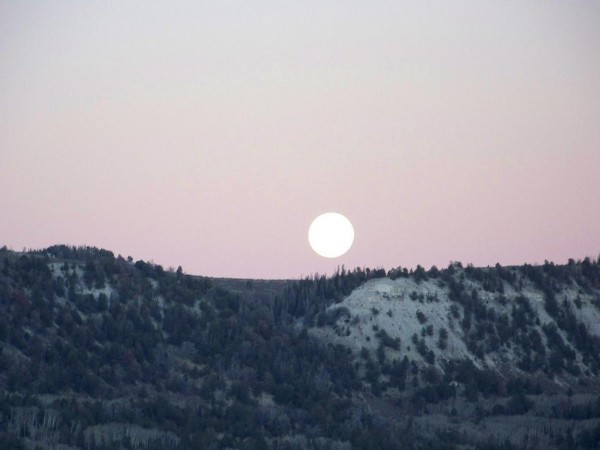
[1,1,599,279]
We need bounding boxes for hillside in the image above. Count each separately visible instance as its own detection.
[1,246,600,449]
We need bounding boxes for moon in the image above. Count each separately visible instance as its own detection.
[308,213,355,258]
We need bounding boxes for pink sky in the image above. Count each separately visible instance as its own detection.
[1,1,599,279]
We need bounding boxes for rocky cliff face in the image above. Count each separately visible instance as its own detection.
[311,270,600,377]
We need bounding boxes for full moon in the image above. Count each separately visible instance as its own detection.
[308,213,355,258]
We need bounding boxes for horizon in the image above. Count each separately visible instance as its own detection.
[2,2,599,278]
[3,243,598,282]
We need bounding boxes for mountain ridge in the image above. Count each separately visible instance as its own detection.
[1,245,600,449]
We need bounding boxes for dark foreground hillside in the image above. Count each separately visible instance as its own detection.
[1,245,600,450]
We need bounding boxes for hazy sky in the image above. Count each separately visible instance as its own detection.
[2,1,599,279]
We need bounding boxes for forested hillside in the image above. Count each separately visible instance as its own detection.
[1,246,600,449]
